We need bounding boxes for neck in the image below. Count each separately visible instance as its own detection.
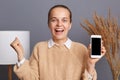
[53,38,68,45]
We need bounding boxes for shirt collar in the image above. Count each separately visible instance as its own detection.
[48,38,72,49]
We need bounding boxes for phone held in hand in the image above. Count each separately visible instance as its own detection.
[90,35,101,58]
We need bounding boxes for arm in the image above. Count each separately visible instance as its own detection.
[81,42,106,80]
[81,69,97,80]
[11,38,39,80]
[86,42,106,80]
[80,49,97,80]
[14,46,39,80]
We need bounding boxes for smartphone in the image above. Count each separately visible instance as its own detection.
[90,35,101,58]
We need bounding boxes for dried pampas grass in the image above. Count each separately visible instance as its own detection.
[80,10,120,80]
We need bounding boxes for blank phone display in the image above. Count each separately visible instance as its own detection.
[92,38,101,55]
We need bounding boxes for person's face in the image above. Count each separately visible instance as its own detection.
[48,7,72,41]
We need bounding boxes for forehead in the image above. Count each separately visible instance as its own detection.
[50,7,70,17]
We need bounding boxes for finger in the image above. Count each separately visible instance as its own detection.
[101,46,106,53]
[101,40,104,47]
[87,44,91,55]
[10,37,21,51]
[11,37,20,46]
[101,46,106,57]
[88,44,91,50]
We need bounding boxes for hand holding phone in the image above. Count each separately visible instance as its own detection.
[90,35,101,58]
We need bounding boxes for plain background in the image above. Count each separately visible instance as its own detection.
[0,0,120,80]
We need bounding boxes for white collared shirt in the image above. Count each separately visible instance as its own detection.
[48,38,72,49]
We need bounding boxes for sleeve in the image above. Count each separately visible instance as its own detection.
[81,69,97,80]
[80,45,97,80]
[14,44,40,80]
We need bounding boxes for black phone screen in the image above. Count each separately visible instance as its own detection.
[92,38,101,55]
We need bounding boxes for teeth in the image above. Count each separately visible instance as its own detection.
[56,29,63,30]
[55,29,64,32]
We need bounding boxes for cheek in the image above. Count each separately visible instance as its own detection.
[49,25,55,33]
[48,24,53,29]
[68,26,71,30]
[65,24,71,31]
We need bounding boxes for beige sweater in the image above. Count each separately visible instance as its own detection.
[14,41,97,80]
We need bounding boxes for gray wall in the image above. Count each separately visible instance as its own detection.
[0,0,120,80]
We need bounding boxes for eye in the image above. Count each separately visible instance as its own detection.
[50,18,57,23]
[62,19,68,23]
[62,18,70,23]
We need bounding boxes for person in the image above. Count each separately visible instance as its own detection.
[10,5,106,80]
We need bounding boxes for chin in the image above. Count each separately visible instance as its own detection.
[54,36,67,40]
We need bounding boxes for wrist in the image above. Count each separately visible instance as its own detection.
[18,55,24,62]
[17,57,25,67]
[87,63,95,74]
[87,68,95,76]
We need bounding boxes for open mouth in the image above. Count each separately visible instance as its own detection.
[55,29,64,32]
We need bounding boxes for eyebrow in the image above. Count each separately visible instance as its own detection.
[50,17,69,19]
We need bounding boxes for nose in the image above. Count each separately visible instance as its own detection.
[57,20,62,27]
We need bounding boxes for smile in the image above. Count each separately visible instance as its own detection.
[55,29,64,32]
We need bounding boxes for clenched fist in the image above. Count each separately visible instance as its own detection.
[10,37,24,61]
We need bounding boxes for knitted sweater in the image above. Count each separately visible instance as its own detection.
[14,41,97,80]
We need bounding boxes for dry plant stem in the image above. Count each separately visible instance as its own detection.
[80,11,120,80]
